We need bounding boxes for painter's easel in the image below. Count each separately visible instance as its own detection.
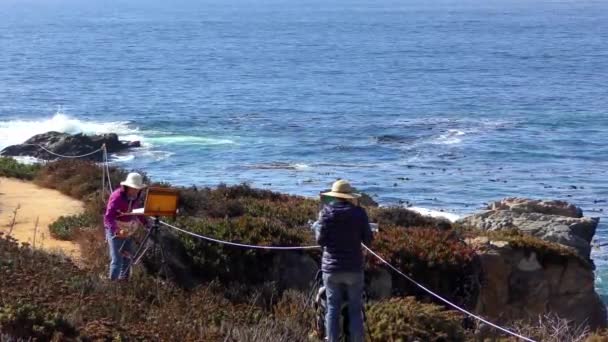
[122,187,179,274]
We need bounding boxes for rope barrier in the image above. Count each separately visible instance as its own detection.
[159,220,321,250]
[159,220,534,341]
[103,147,114,194]
[21,143,104,159]
[101,146,106,202]
[361,244,536,342]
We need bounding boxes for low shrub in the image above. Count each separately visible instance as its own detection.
[0,303,77,340]
[508,313,590,342]
[0,234,309,341]
[173,215,317,284]
[366,297,465,341]
[0,157,41,180]
[178,184,318,224]
[224,290,313,342]
[5,159,608,341]
[49,213,98,241]
[370,226,478,305]
[34,159,129,201]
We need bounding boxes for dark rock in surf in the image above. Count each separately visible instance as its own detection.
[0,131,140,161]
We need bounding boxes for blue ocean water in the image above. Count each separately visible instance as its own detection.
[0,0,607,294]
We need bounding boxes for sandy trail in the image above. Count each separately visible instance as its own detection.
[0,177,84,259]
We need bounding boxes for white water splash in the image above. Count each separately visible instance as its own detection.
[408,206,461,222]
[0,111,143,149]
[145,135,236,146]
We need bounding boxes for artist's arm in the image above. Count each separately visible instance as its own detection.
[361,209,373,246]
[104,196,120,235]
[315,208,331,246]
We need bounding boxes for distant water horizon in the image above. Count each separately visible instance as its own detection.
[1,0,606,298]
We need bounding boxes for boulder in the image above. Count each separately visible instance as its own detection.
[458,198,599,260]
[469,237,607,330]
[0,131,140,162]
[271,252,319,292]
[488,197,583,218]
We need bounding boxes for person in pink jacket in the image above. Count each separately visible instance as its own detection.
[104,172,149,281]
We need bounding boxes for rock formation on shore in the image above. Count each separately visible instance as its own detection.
[459,198,606,330]
[0,131,141,162]
[459,198,598,260]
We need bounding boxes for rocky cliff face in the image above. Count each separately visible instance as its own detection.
[460,198,606,330]
[1,131,141,161]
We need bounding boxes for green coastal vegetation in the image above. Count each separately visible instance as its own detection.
[0,157,607,341]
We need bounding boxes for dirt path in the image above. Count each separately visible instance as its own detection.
[0,177,84,259]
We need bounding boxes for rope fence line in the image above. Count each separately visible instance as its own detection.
[12,143,109,200]
[103,146,114,194]
[361,244,536,342]
[160,219,535,341]
[101,146,106,202]
[159,220,321,250]
[27,143,535,341]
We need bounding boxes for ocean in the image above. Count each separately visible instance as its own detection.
[0,0,607,297]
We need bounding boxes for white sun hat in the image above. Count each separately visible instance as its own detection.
[120,172,147,190]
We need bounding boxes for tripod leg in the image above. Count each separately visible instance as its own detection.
[157,234,170,280]
[131,225,154,266]
[132,245,151,265]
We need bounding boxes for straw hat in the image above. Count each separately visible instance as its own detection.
[120,172,147,190]
[321,179,361,199]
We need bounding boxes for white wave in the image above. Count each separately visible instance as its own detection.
[293,163,311,170]
[139,150,176,161]
[0,112,142,149]
[146,135,235,146]
[248,162,312,171]
[434,129,466,145]
[408,206,461,222]
[109,154,136,163]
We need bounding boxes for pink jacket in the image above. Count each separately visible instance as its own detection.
[104,188,147,234]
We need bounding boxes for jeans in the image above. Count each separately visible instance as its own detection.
[323,271,364,342]
[106,229,133,281]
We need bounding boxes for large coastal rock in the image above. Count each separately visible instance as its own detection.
[488,198,584,218]
[458,198,598,260]
[470,237,607,330]
[0,131,141,162]
[461,198,606,330]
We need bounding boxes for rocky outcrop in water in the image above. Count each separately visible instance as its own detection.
[0,131,141,162]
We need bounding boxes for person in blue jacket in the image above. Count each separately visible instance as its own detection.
[314,179,373,342]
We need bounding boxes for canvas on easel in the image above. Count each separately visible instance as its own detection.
[141,187,179,217]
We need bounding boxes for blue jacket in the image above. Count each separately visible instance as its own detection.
[314,201,373,273]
